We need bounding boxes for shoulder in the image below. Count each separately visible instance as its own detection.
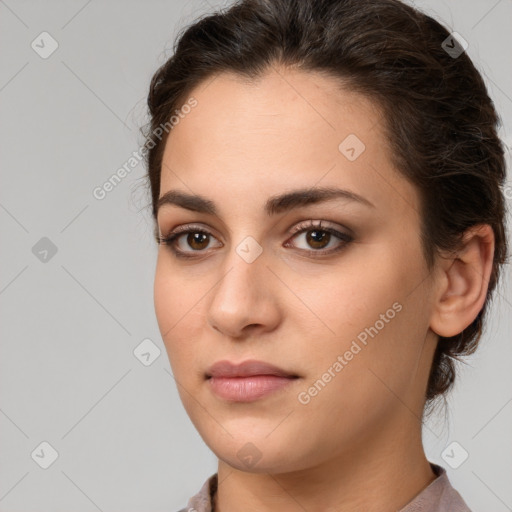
[400,463,472,512]
[435,465,472,511]
[175,473,218,512]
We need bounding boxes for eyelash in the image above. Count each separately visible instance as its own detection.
[157,220,354,260]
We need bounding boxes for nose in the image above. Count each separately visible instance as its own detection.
[207,244,282,339]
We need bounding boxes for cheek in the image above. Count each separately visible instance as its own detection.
[153,259,177,342]
[290,263,401,347]
[154,254,205,332]
[292,305,420,442]
[153,256,203,368]
[292,250,427,389]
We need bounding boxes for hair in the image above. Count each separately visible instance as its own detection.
[141,0,508,407]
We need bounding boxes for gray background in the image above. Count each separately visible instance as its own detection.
[0,0,511,511]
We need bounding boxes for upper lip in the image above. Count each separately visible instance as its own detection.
[206,359,299,379]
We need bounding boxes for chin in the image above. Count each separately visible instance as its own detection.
[197,424,314,474]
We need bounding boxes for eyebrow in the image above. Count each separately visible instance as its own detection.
[156,186,375,217]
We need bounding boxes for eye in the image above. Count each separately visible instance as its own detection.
[284,220,353,256]
[157,224,221,258]
[157,220,353,259]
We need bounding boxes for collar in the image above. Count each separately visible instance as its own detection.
[183,462,471,512]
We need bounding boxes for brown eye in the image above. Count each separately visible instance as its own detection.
[185,232,210,250]
[158,226,223,258]
[286,220,353,256]
[304,229,332,250]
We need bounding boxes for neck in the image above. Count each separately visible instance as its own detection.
[214,413,436,512]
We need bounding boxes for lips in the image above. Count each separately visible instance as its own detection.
[205,359,299,379]
[205,359,300,402]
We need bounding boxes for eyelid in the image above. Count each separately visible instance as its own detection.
[288,218,352,237]
[159,218,350,240]
[159,223,223,246]
[158,222,222,243]
[283,220,353,255]
[158,219,354,258]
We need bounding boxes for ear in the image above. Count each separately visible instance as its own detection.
[430,224,495,338]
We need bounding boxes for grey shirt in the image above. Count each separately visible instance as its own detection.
[177,463,472,512]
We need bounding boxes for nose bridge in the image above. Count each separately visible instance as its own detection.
[207,234,280,336]
[215,234,268,305]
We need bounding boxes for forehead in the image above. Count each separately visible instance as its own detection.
[159,67,418,221]
[166,67,382,152]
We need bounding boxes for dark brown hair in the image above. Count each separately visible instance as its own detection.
[142,0,508,406]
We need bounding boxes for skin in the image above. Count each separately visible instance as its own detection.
[153,66,495,511]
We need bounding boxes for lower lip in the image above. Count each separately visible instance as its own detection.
[207,375,297,402]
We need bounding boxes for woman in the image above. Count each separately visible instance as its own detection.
[142,0,508,510]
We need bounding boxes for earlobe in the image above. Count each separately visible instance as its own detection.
[430,224,495,338]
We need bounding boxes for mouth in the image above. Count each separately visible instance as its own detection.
[205,359,300,379]
[205,359,300,402]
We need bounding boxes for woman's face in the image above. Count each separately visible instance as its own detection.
[154,67,440,473]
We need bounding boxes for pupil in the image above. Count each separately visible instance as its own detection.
[307,230,330,248]
[188,232,208,249]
